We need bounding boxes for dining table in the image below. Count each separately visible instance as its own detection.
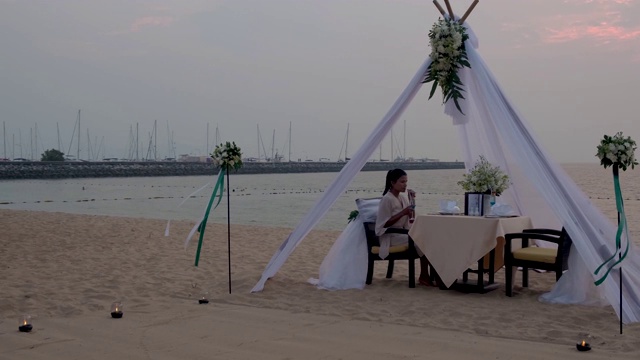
[408,214,533,291]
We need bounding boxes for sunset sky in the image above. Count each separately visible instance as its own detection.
[1,0,638,163]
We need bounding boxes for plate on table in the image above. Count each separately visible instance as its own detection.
[484,214,518,218]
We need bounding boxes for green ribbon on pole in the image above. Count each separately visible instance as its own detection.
[194,168,226,267]
[594,169,630,285]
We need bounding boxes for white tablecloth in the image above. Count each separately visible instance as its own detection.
[408,215,533,288]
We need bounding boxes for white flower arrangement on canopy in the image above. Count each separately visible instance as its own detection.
[423,17,470,113]
[421,0,478,114]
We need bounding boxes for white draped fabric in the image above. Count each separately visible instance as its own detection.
[250,57,432,292]
[307,198,379,290]
[454,40,640,323]
[252,23,640,324]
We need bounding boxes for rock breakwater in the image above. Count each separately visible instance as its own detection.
[0,161,464,180]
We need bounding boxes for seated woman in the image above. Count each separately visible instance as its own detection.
[375,168,433,286]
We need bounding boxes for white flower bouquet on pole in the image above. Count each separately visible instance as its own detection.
[594,131,636,334]
[596,132,637,171]
[194,141,243,294]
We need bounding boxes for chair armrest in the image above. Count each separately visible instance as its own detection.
[523,228,562,237]
[384,227,409,235]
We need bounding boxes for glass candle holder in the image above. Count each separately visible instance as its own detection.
[576,339,591,351]
[18,315,33,332]
[110,302,123,318]
[199,291,209,304]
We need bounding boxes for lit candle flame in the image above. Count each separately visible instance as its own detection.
[581,340,586,346]
[22,319,28,326]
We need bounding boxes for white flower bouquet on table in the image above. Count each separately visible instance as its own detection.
[457,156,510,195]
[596,132,637,171]
[422,17,471,114]
[211,141,243,170]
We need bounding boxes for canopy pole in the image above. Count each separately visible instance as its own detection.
[459,0,479,24]
[444,0,455,19]
[432,0,446,16]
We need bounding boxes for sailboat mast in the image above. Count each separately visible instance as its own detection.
[77,109,81,160]
[257,124,260,160]
[3,121,6,159]
[206,123,209,155]
[154,119,157,160]
[288,121,292,162]
[30,128,33,160]
[87,129,91,160]
[166,120,171,159]
[391,129,394,161]
[271,129,275,163]
[34,123,38,160]
[346,123,349,160]
[403,120,406,160]
[136,122,139,161]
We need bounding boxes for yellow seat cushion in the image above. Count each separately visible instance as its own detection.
[513,247,557,263]
[371,244,409,255]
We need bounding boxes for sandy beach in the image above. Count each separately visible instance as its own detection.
[1,209,639,359]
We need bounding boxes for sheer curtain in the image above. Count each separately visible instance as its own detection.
[450,32,640,323]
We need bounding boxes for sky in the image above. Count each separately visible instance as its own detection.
[0,0,638,162]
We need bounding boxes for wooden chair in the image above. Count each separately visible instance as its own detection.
[504,228,572,296]
[363,221,419,288]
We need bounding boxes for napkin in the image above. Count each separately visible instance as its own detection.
[491,203,514,216]
[439,200,460,214]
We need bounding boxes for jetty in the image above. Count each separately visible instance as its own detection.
[0,160,464,180]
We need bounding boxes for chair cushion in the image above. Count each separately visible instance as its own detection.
[513,247,557,263]
[371,244,409,254]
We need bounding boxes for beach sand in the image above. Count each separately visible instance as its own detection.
[1,209,639,359]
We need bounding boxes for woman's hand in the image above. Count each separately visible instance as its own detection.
[403,205,415,216]
[408,189,416,199]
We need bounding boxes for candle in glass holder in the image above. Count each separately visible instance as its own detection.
[199,291,209,304]
[576,340,591,351]
[18,315,33,332]
[110,302,123,318]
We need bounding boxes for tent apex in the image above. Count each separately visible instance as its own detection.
[432,0,479,25]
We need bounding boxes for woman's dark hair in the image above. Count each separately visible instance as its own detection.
[383,169,407,195]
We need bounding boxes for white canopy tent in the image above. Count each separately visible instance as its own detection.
[250,19,640,324]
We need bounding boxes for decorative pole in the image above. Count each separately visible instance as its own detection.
[594,132,636,334]
[226,164,231,294]
[195,141,243,296]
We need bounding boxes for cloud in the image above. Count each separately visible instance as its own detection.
[130,16,174,32]
[540,1,640,44]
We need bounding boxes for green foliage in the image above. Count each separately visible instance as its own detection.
[347,210,359,223]
[41,149,65,162]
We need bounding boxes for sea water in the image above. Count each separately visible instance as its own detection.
[0,164,638,237]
